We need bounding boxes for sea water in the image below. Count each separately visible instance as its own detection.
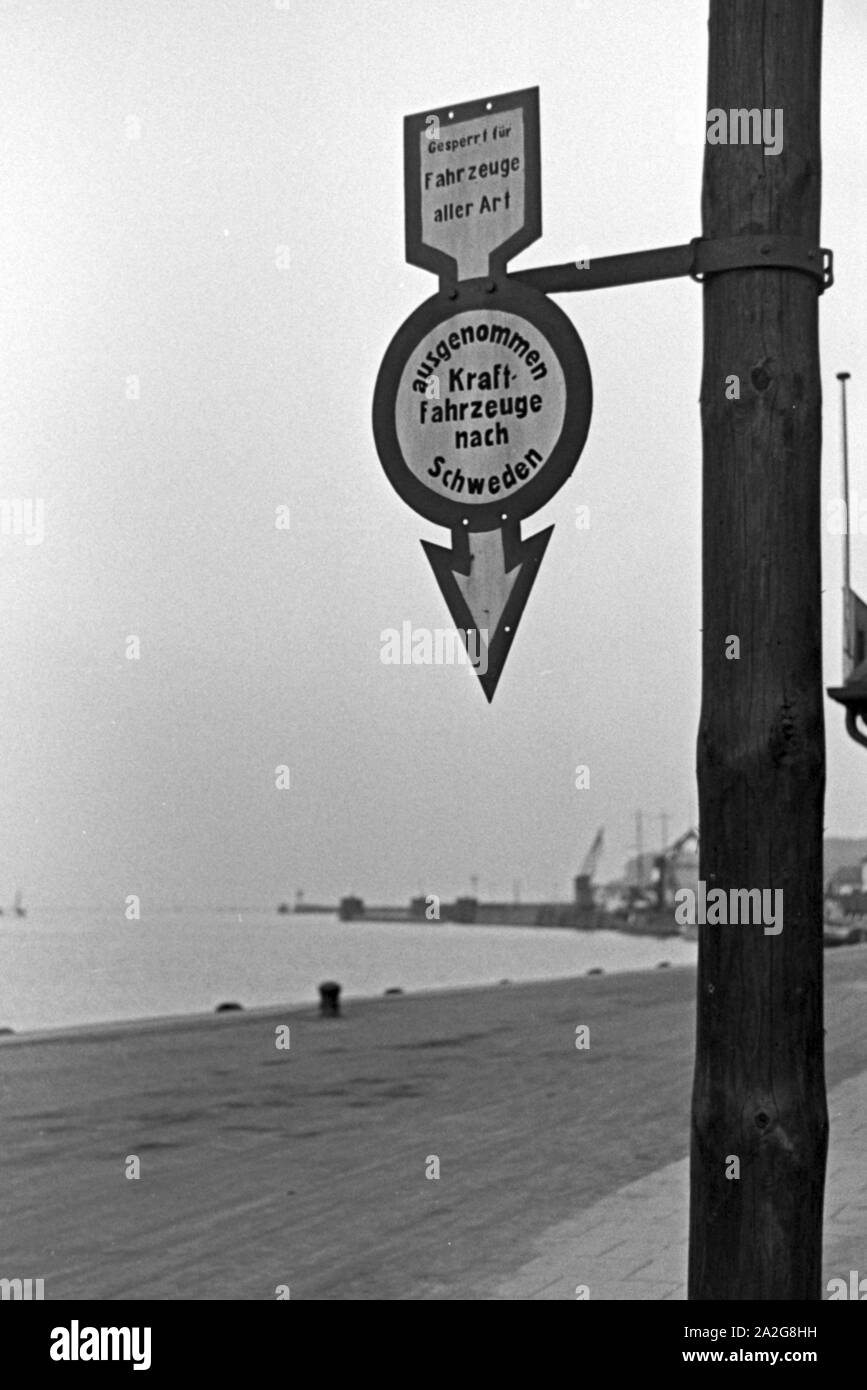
[0,908,697,1034]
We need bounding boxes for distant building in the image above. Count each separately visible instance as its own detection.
[654,829,699,907]
[623,852,658,891]
[599,883,629,913]
[827,864,860,897]
[622,829,699,910]
[450,897,478,924]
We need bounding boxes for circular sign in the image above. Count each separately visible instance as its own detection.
[373,278,592,531]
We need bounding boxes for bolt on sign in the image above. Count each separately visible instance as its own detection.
[373,88,592,700]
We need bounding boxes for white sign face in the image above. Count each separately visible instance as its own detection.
[419,107,526,281]
[394,309,566,505]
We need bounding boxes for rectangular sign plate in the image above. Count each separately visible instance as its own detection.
[404,87,541,285]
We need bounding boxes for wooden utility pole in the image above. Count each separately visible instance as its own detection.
[690,0,828,1299]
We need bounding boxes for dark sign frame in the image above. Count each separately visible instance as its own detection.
[372,277,592,532]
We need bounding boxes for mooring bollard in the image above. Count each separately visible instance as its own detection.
[318,981,341,1017]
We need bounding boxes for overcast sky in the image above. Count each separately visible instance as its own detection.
[2,0,866,911]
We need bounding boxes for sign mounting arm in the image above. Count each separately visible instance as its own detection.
[512,234,833,296]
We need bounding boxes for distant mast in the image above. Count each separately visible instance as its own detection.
[13,890,25,918]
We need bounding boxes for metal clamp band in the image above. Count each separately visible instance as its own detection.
[689,235,833,293]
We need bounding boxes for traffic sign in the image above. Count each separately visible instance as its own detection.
[405,88,541,285]
[375,89,592,700]
[373,278,591,533]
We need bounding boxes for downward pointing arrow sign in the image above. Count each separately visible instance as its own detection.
[453,526,519,638]
[421,520,553,701]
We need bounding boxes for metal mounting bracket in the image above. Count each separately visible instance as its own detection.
[511,234,834,296]
[827,686,867,750]
[688,234,833,290]
[845,707,867,751]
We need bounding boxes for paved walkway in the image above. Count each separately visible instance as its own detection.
[1,950,865,1299]
[494,1068,867,1300]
